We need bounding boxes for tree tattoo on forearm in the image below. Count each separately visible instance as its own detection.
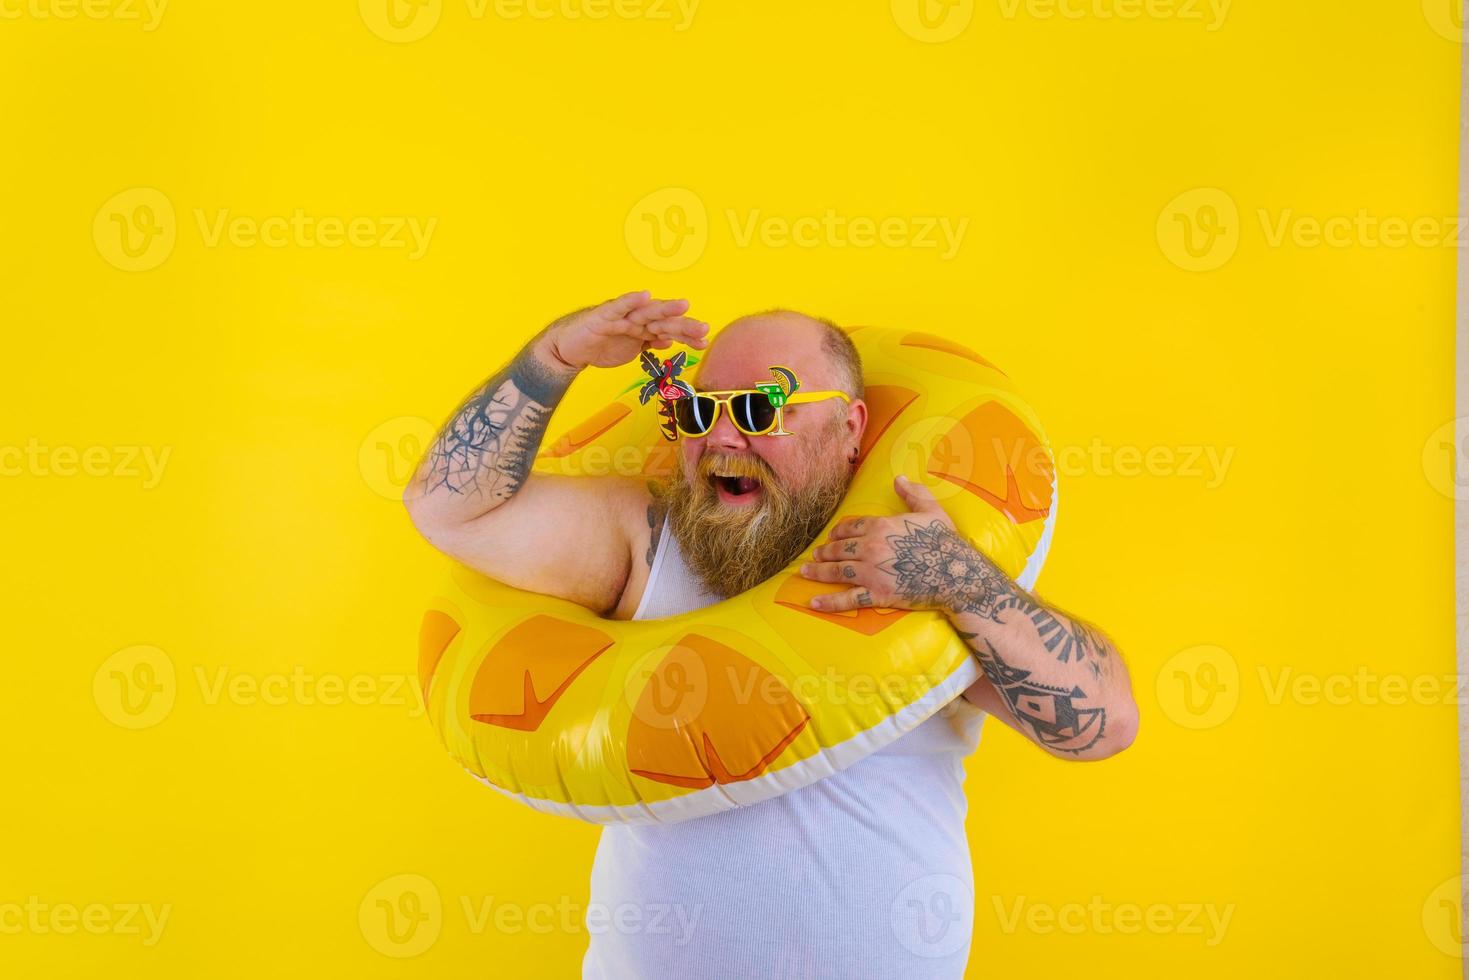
[422,346,571,500]
[958,632,1106,754]
[879,520,1109,669]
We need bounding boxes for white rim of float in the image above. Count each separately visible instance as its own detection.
[473,473,1060,825]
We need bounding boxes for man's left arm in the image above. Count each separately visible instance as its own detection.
[800,475,1139,762]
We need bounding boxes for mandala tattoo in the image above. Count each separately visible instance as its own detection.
[960,632,1106,754]
[423,346,570,500]
[880,520,1109,667]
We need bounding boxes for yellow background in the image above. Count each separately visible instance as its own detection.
[0,0,1459,976]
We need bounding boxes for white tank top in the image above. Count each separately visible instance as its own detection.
[582,517,985,980]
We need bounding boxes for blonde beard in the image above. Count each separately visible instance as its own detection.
[662,439,852,600]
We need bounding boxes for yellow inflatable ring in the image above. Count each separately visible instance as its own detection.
[416,326,1057,824]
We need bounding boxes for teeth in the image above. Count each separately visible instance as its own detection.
[707,459,761,482]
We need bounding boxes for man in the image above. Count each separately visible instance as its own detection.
[404,291,1139,979]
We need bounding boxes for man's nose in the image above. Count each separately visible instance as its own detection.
[705,406,750,452]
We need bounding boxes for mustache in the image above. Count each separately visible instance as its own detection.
[695,451,776,484]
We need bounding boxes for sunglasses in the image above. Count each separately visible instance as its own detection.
[672,388,852,438]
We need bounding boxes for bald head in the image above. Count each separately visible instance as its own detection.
[695,310,864,399]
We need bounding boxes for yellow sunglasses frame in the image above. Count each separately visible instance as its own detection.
[673,389,853,438]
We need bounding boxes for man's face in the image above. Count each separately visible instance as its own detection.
[662,315,867,598]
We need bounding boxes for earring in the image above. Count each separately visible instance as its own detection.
[848,448,859,464]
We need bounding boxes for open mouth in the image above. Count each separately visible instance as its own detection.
[708,469,764,505]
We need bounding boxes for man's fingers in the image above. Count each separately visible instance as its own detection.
[812,538,864,562]
[627,297,690,326]
[799,560,864,584]
[827,516,874,540]
[601,290,652,318]
[647,316,710,348]
[608,314,709,349]
[809,586,881,613]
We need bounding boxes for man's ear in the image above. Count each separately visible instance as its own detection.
[845,398,868,450]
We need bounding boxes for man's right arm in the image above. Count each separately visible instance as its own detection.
[403,291,707,615]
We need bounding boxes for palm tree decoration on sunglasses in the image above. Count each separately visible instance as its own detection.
[636,353,803,441]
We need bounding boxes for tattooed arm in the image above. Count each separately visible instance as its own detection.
[403,291,707,615]
[799,475,1138,761]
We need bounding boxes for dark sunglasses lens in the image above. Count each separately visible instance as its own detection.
[674,396,719,434]
[731,393,778,434]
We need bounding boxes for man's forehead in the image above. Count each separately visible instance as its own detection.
[693,315,834,390]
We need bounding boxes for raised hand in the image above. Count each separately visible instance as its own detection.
[544,291,709,371]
